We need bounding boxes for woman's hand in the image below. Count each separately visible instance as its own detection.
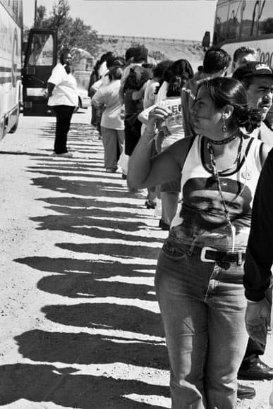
[147,105,172,129]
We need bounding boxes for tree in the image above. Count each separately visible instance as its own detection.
[32,0,101,57]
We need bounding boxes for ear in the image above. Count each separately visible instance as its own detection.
[222,104,234,120]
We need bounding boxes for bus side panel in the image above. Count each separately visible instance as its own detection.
[222,39,273,70]
[0,3,21,138]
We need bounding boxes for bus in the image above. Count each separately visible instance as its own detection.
[0,0,23,139]
[212,0,273,68]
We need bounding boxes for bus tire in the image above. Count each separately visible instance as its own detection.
[9,107,20,133]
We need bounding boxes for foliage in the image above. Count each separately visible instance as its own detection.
[262,18,273,35]
[32,0,102,57]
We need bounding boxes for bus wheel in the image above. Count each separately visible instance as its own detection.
[9,107,20,133]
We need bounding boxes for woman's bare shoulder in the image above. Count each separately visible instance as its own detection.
[167,136,196,164]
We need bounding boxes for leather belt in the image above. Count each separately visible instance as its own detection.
[200,246,245,266]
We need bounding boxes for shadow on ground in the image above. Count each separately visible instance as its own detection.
[8,124,169,408]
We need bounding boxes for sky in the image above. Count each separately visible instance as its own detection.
[23,0,217,42]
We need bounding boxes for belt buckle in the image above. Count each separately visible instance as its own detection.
[200,246,217,263]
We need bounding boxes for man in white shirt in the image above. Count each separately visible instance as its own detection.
[47,48,78,157]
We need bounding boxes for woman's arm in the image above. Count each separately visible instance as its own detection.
[92,87,106,108]
[127,106,184,190]
[47,82,55,98]
[260,142,270,167]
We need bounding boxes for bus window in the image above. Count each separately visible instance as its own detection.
[226,0,242,40]
[213,1,229,44]
[258,1,273,35]
[241,0,259,39]
[28,33,54,67]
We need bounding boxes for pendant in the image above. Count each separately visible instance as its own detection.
[241,169,252,180]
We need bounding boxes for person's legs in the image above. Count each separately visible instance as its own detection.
[117,129,125,164]
[53,105,74,154]
[155,249,209,409]
[206,278,248,409]
[101,126,119,171]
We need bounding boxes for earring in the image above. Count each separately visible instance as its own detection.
[222,117,227,132]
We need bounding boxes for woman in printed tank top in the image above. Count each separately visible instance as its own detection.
[127,77,269,409]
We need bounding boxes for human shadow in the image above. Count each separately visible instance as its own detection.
[56,242,161,260]
[15,329,168,369]
[15,257,156,301]
[31,176,138,199]
[0,363,168,408]
[42,302,164,338]
[36,196,144,210]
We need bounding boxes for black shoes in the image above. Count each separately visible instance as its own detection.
[238,357,273,380]
[237,383,256,400]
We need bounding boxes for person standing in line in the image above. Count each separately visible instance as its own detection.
[119,45,148,105]
[142,60,173,209]
[87,52,115,135]
[128,77,269,408]
[139,59,194,229]
[231,61,273,381]
[233,61,273,149]
[47,48,78,158]
[182,47,231,138]
[92,65,125,173]
[232,46,257,73]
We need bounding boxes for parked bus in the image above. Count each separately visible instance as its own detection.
[212,0,273,68]
[0,0,23,139]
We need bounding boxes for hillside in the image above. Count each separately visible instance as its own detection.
[97,34,205,71]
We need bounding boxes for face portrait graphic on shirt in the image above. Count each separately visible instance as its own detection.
[180,176,252,232]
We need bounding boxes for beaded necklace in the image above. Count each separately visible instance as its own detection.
[206,135,243,252]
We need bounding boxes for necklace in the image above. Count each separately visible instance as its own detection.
[206,132,239,145]
[206,139,244,252]
[206,135,243,176]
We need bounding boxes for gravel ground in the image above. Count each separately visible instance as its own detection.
[0,108,272,408]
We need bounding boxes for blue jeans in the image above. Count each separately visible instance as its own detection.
[155,238,248,409]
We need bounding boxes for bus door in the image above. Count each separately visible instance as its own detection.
[22,28,57,116]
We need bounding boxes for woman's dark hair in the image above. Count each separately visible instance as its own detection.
[153,60,173,80]
[125,47,135,63]
[124,65,151,91]
[108,66,123,81]
[153,60,173,94]
[108,56,125,69]
[198,77,262,133]
[99,52,114,65]
[133,45,148,63]
[166,59,194,97]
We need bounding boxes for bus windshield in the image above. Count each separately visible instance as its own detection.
[22,29,57,116]
[27,33,54,67]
